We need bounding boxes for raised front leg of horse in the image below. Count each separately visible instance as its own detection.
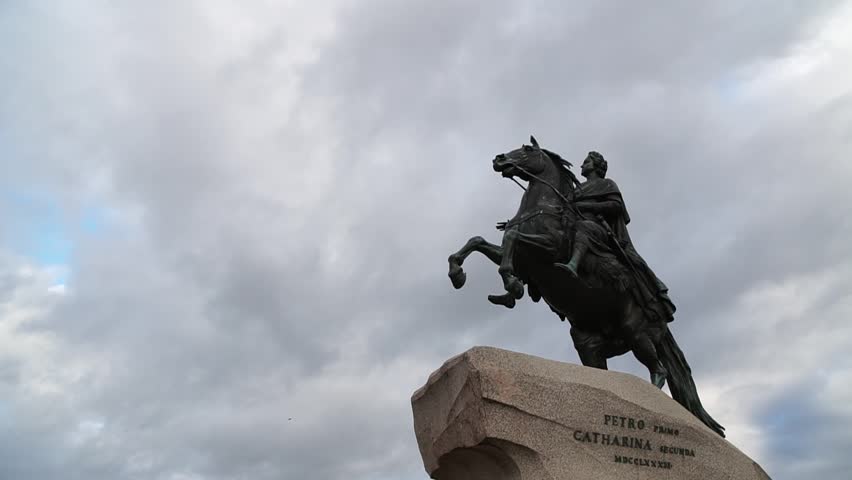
[447,235,522,308]
[448,236,503,288]
[497,227,525,302]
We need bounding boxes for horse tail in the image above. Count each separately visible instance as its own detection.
[658,329,726,437]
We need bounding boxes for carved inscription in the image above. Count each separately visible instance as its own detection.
[660,445,696,457]
[614,455,672,469]
[573,430,652,450]
[572,415,699,470]
[654,424,680,436]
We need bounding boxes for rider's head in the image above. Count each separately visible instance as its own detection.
[582,151,608,179]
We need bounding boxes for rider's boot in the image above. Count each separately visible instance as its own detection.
[554,242,588,279]
[554,258,581,278]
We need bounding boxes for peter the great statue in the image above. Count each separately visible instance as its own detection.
[447,136,724,437]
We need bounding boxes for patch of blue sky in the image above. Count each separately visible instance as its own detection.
[713,72,747,103]
[755,376,835,461]
[80,205,107,234]
[2,189,71,281]
[1,188,109,284]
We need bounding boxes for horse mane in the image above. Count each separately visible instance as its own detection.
[541,148,581,197]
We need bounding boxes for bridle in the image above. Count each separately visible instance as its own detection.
[506,148,589,223]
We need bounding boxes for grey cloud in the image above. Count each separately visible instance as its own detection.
[1,1,851,479]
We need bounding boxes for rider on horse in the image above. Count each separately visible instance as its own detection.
[553,151,676,323]
[449,139,726,436]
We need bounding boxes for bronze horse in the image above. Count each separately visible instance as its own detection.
[447,136,724,437]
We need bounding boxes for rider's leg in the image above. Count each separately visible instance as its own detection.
[554,229,590,278]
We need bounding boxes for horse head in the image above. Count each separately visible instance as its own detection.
[493,135,579,199]
[492,135,549,181]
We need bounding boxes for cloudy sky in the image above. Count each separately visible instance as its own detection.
[2,1,852,478]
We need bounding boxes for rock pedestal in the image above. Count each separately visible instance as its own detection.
[411,346,771,480]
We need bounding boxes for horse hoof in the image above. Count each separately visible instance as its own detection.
[507,278,524,299]
[448,265,466,289]
[651,371,667,389]
[488,294,516,308]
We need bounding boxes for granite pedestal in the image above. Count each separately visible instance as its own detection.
[412,346,771,479]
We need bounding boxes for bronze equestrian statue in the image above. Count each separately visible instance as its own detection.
[447,136,725,437]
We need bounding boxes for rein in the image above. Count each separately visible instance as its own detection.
[508,151,590,223]
[502,206,563,230]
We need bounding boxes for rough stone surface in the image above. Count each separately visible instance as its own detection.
[412,346,771,479]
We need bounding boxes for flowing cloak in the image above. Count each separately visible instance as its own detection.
[575,178,633,242]
[575,178,677,322]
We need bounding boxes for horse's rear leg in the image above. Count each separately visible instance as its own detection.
[571,327,608,370]
[578,349,608,370]
[448,236,502,289]
[623,302,667,388]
